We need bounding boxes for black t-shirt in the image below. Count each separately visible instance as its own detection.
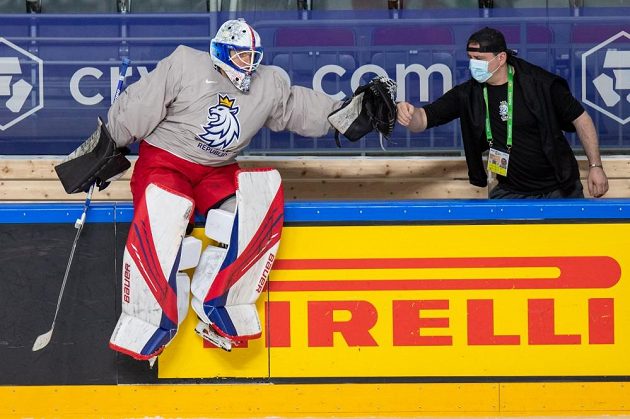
[486,81,557,193]
[424,70,585,194]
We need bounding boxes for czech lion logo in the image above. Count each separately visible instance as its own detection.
[197,95,240,149]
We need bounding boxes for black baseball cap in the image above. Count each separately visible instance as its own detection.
[467,27,517,55]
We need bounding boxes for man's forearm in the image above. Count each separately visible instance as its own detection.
[573,111,602,165]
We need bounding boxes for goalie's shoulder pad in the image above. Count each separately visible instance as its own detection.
[327,76,397,146]
[55,117,131,194]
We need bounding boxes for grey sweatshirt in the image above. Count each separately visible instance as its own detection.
[107,45,339,166]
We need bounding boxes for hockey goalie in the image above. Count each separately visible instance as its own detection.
[93,17,396,361]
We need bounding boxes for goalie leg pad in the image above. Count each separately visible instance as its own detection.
[109,183,193,360]
[176,272,191,326]
[191,245,229,326]
[191,169,284,342]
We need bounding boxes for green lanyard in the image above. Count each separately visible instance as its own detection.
[483,65,514,151]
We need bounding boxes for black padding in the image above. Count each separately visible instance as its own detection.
[55,119,131,194]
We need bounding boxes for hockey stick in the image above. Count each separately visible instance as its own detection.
[33,58,130,352]
[32,184,94,351]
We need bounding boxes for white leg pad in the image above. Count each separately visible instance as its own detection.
[191,245,228,325]
[110,313,170,357]
[109,183,193,360]
[223,304,261,336]
[191,169,283,343]
[176,272,190,326]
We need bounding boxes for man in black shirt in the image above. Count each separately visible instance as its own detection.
[397,27,609,199]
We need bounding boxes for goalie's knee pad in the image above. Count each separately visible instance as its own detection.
[173,236,202,327]
[179,235,202,271]
[191,169,284,345]
[109,183,193,360]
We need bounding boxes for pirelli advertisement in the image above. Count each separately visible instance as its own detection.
[1,200,630,385]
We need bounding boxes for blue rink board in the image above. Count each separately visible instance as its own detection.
[1,199,630,224]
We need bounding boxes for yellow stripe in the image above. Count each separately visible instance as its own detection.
[2,382,630,418]
[270,267,560,281]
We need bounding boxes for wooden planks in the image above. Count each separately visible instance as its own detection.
[1,156,629,201]
[0,178,487,201]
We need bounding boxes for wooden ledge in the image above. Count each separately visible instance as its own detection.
[1,156,629,201]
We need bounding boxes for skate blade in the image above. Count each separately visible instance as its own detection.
[194,322,233,352]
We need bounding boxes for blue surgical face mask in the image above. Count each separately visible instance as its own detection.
[469,55,500,83]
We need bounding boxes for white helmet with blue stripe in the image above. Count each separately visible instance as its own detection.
[211,18,263,93]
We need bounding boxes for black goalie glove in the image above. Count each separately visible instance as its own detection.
[327,76,397,147]
[55,117,131,194]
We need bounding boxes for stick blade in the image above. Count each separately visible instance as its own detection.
[32,330,53,351]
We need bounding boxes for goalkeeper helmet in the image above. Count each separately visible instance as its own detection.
[211,18,263,93]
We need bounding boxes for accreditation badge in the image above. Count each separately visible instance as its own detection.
[487,147,509,177]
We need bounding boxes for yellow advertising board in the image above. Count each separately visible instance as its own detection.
[159,223,629,379]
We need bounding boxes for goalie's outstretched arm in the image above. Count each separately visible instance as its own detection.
[264,68,340,138]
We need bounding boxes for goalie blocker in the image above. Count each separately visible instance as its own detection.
[55,117,131,194]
